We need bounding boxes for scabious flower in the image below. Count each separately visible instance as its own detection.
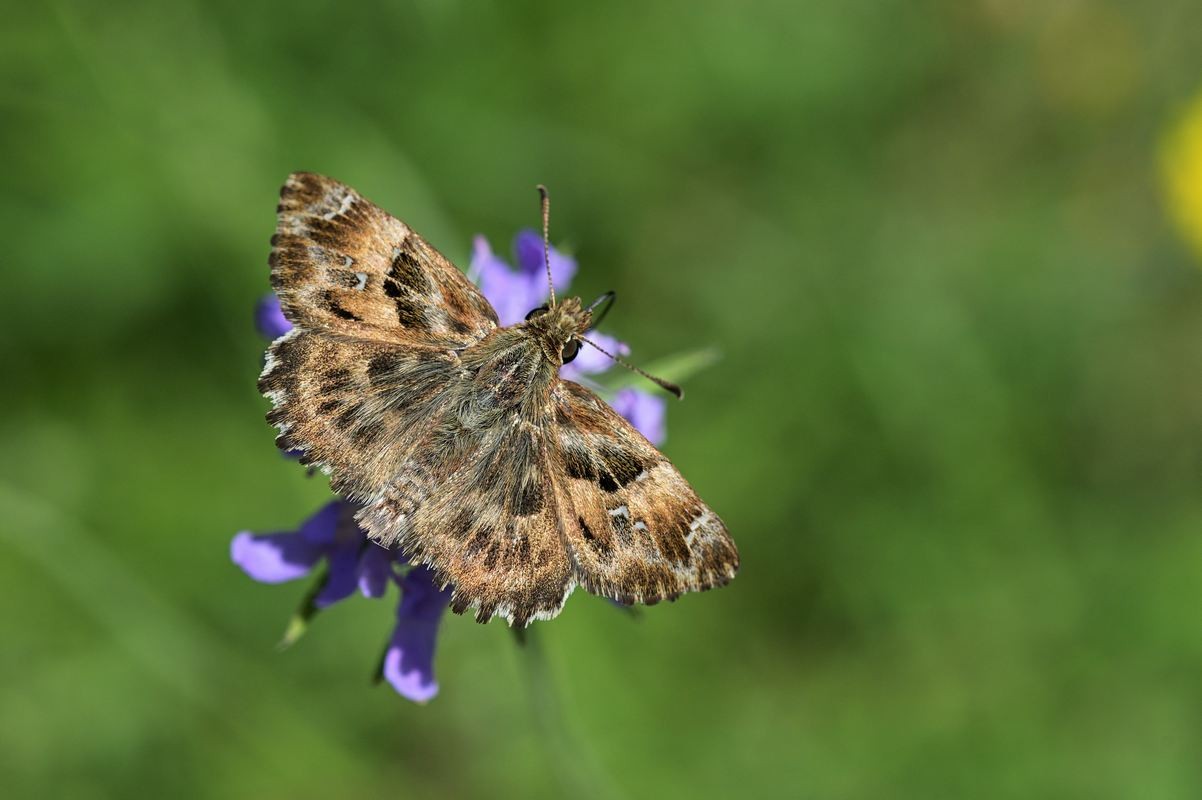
[611,388,667,446]
[470,229,668,445]
[469,228,577,327]
[236,229,670,703]
[233,500,450,702]
[231,500,389,606]
[254,294,292,340]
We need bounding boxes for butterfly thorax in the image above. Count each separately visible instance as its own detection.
[456,298,588,421]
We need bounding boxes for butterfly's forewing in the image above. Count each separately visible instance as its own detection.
[260,173,498,499]
[269,172,497,346]
[550,380,739,604]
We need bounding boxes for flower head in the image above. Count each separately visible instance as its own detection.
[611,388,668,446]
[231,500,387,605]
[232,500,451,703]
[471,232,667,444]
[383,565,452,703]
[470,230,576,326]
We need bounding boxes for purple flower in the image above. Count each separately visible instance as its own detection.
[232,501,367,606]
[232,500,450,703]
[255,295,304,459]
[560,330,629,383]
[383,565,452,703]
[470,232,667,444]
[470,230,576,326]
[255,294,292,339]
[612,388,667,446]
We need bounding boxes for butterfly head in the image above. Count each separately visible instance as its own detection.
[525,186,682,398]
[523,296,591,365]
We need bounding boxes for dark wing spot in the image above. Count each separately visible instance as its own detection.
[307,216,362,251]
[350,419,386,445]
[466,526,493,557]
[329,269,361,288]
[367,351,403,383]
[330,305,361,321]
[335,402,365,431]
[320,368,356,394]
[511,479,544,516]
[392,295,429,330]
[579,516,613,559]
[389,248,432,295]
[449,508,474,541]
[598,442,645,491]
[483,540,501,570]
[656,527,691,566]
[563,442,596,480]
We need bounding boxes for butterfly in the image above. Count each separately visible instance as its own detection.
[259,173,739,626]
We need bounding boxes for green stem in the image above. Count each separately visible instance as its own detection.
[277,564,329,650]
[515,627,624,800]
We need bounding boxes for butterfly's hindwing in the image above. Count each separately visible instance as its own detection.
[259,329,467,499]
[551,381,739,604]
[355,329,576,626]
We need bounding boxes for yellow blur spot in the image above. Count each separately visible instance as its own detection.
[1163,90,1202,262]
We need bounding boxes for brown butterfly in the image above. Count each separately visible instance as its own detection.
[259,173,739,626]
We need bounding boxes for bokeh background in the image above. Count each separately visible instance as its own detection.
[6,1,1202,798]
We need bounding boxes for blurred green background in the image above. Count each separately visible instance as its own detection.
[5,1,1202,798]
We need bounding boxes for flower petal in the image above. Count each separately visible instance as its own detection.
[548,248,578,293]
[382,566,452,703]
[296,501,344,546]
[474,235,538,326]
[230,530,323,583]
[611,388,668,446]
[561,331,629,380]
[513,229,576,291]
[358,543,396,598]
[255,294,292,339]
[315,535,365,608]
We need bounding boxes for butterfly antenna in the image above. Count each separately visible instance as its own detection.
[537,184,556,307]
[578,335,684,399]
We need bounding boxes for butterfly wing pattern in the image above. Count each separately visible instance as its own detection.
[260,172,738,626]
[552,381,738,606]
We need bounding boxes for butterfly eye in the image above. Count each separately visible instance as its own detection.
[561,338,580,364]
[525,305,549,321]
